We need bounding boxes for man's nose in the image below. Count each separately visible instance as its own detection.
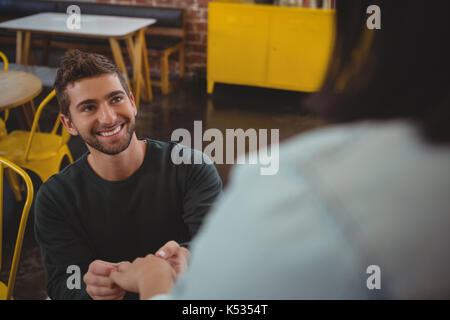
[98,102,118,125]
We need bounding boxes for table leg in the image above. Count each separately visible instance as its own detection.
[126,32,153,103]
[23,31,31,65]
[160,51,170,95]
[109,38,132,101]
[16,31,23,64]
[132,30,143,109]
[140,30,153,102]
[125,36,135,67]
[125,36,147,102]
[21,101,36,129]
[41,35,52,65]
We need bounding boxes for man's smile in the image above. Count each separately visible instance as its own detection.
[96,122,125,138]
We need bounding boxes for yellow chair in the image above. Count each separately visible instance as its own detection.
[0,51,10,137]
[0,157,34,300]
[0,90,73,201]
[0,51,8,71]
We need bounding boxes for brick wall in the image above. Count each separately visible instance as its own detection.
[96,0,210,78]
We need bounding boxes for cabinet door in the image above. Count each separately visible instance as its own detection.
[208,4,270,85]
[267,10,335,91]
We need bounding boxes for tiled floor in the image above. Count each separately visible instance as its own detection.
[1,78,327,299]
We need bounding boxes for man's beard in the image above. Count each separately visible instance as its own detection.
[77,118,135,156]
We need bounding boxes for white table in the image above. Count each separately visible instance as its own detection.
[0,13,156,106]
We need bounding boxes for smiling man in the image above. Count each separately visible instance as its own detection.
[34,50,222,300]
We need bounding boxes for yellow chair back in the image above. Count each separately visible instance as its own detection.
[23,89,71,162]
[0,51,8,70]
[0,157,34,300]
[0,51,10,132]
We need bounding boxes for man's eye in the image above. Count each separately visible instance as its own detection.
[83,105,94,112]
[112,96,122,103]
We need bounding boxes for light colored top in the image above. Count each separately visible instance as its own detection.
[155,120,450,299]
[0,13,156,38]
[0,70,42,110]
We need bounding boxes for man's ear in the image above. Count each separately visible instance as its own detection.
[60,113,78,136]
[128,92,137,116]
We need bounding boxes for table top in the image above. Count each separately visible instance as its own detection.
[1,63,57,88]
[0,70,42,110]
[0,12,156,38]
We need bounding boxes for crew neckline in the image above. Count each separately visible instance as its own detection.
[80,138,150,187]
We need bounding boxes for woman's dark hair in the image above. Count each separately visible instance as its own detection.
[307,0,450,143]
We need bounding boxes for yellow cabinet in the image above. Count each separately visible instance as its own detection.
[207,3,335,93]
[208,6,270,85]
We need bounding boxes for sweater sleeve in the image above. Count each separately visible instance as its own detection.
[181,149,223,240]
[34,180,94,300]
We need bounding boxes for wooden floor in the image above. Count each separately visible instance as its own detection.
[1,78,327,299]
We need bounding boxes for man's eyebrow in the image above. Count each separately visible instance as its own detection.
[105,90,125,99]
[75,98,97,110]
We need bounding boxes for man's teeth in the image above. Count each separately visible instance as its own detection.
[99,125,121,137]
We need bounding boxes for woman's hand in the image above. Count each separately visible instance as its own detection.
[155,240,191,277]
[110,254,176,299]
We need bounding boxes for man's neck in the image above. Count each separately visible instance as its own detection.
[86,135,147,181]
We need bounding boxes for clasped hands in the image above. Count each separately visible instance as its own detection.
[83,240,190,300]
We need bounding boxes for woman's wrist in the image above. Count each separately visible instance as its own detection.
[138,260,176,300]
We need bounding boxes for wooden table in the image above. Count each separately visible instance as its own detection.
[0,70,42,128]
[0,12,156,107]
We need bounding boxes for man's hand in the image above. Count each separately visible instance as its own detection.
[155,240,190,277]
[110,255,176,300]
[83,260,126,300]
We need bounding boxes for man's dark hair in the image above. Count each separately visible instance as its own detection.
[54,49,130,118]
[307,0,450,143]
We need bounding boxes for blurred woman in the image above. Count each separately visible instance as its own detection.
[111,0,450,299]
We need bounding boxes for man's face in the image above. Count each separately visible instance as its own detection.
[61,73,137,155]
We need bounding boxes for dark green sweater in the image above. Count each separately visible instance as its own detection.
[34,138,222,300]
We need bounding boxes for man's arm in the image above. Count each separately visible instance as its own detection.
[34,182,94,299]
[181,150,223,239]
